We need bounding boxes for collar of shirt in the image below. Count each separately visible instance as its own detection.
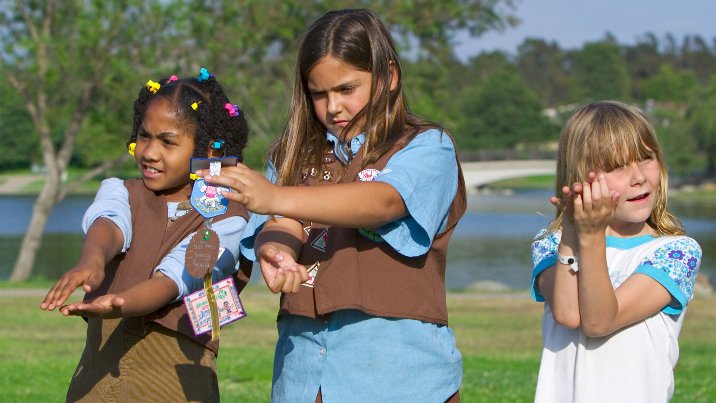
[326,132,366,165]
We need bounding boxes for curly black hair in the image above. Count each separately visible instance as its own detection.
[129,72,248,159]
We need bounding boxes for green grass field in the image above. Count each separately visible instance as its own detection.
[2,285,715,402]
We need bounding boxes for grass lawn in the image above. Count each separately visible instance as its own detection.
[1,286,715,402]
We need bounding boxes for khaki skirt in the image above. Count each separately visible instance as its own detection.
[66,318,218,402]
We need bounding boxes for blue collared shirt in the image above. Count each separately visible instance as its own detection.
[240,129,463,401]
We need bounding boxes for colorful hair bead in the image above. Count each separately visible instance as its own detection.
[127,142,136,156]
[166,75,179,83]
[212,139,226,150]
[189,173,198,181]
[146,80,160,94]
[191,101,201,110]
[197,67,210,82]
[224,103,240,117]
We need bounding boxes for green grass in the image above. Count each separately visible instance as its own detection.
[2,286,715,402]
[487,175,555,189]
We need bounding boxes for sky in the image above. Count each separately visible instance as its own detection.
[454,0,716,58]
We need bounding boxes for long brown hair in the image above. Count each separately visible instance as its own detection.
[270,9,427,185]
[547,100,684,236]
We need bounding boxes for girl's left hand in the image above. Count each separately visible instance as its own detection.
[59,294,125,318]
[199,164,279,214]
[573,173,619,236]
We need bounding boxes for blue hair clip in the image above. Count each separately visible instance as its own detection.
[212,139,226,149]
[198,67,211,82]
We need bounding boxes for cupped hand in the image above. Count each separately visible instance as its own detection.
[257,244,309,294]
[40,265,105,311]
[59,294,125,318]
[197,164,280,215]
[572,173,619,236]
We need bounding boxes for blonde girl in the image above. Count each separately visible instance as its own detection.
[531,100,702,402]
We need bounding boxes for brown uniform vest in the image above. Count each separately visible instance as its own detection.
[279,127,466,325]
[84,179,251,353]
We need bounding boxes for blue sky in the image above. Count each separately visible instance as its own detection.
[455,0,716,58]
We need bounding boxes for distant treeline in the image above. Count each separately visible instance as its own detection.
[400,33,716,176]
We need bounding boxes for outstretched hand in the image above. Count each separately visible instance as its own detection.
[572,173,619,236]
[257,244,308,294]
[59,294,125,318]
[40,264,105,311]
[198,164,280,215]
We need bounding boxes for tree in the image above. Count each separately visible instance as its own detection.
[457,69,556,152]
[685,76,716,175]
[1,0,519,281]
[516,38,575,106]
[639,64,697,103]
[1,0,178,281]
[572,39,631,101]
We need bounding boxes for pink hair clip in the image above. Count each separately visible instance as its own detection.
[166,75,179,83]
[224,103,240,117]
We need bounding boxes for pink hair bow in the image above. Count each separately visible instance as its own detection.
[224,103,240,117]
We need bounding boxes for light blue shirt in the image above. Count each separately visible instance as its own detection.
[83,178,246,301]
[239,129,463,401]
[240,128,459,259]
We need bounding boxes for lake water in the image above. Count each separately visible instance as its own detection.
[1,190,714,290]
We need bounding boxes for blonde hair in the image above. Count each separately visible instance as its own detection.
[547,100,684,236]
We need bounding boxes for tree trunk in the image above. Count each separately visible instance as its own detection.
[9,174,60,282]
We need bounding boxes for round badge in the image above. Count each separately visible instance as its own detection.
[185,228,220,278]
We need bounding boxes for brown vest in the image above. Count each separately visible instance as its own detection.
[279,127,466,325]
[84,179,251,353]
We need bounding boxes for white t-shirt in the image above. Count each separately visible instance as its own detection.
[531,232,702,403]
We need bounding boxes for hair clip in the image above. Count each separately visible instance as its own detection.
[191,101,201,110]
[166,75,179,83]
[146,80,160,94]
[224,103,240,117]
[127,142,136,156]
[189,173,198,181]
[197,67,211,82]
[211,139,226,150]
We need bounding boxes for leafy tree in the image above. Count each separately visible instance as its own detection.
[640,64,697,103]
[1,0,518,280]
[685,76,716,175]
[516,38,575,106]
[457,69,556,152]
[572,39,631,101]
[0,79,38,169]
[0,0,179,281]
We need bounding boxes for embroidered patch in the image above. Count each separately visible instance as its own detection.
[359,228,384,242]
[302,262,320,288]
[357,168,381,182]
[190,178,229,218]
[184,277,247,336]
[311,228,329,252]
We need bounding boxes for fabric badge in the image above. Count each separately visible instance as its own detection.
[357,168,381,182]
[185,228,221,278]
[358,228,384,243]
[311,228,329,252]
[184,277,247,336]
[302,262,320,288]
[190,178,230,218]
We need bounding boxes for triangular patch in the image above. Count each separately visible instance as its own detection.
[310,228,328,252]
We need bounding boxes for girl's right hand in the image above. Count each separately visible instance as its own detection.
[40,264,105,311]
[200,164,280,215]
[573,173,619,237]
[257,244,309,294]
[59,293,125,318]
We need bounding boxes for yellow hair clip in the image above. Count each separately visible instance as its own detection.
[146,80,160,94]
[127,142,136,156]
[191,101,201,110]
[189,173,198,181]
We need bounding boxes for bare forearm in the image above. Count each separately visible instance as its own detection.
[255,218,304,260]
[78,218,125,267]
[273,182,406,227]
[541,240,581,328]
[577,234,619,335]
[115,275,179,317]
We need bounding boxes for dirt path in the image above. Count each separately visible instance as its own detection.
[0,174,43,194]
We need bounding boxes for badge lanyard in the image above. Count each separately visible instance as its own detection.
[186,158,229,341]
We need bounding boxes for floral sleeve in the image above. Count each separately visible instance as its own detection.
[635,237,702,314]
[530,229,561,302]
